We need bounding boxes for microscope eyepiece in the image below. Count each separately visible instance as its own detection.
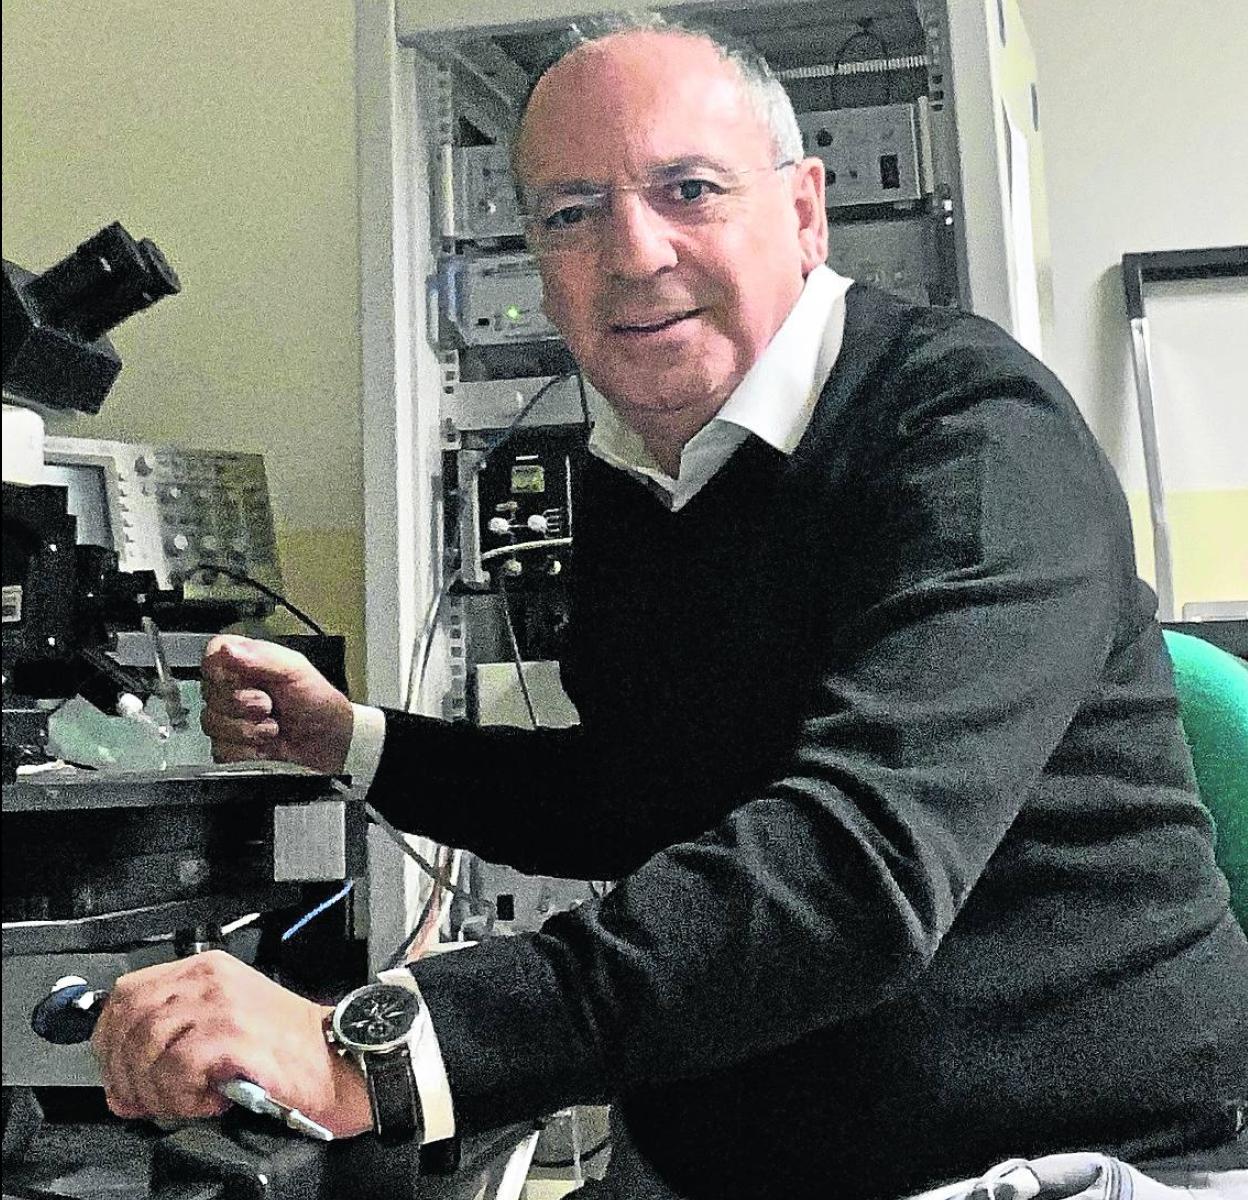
[1,222,180,413]
[22,223,181,345]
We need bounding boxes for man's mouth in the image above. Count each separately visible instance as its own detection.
[610,308,703,334]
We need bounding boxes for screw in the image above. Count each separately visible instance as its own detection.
[176,858,208,887]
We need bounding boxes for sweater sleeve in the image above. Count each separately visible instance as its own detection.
[365,706,634,876]
[402,322,1160,1135]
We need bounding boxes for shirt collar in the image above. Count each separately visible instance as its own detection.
[587,265,853,503]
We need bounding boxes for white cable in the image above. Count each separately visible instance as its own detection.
[364,800,476,905]
[479,537,572,564]
[220,912,261,936]
[1128,316,1176,620]
[331,777,488,912]
[403,571,456,714]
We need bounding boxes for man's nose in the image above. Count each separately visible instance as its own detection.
[599,190,679,278]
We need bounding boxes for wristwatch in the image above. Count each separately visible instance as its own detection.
[326,967,454,1149]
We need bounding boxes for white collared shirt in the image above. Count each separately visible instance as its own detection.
[586,263,854,510]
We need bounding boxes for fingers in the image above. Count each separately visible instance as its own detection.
[201,657,274,717]
[93,968,180,1119]
[200,635,262,697]
[200,638,325,762]
[207,687,273,720]
[202,635,315,693]
[145,1024,237,1120]
[199,703,275,738]
[108,1025,234,1121]
[201,646,280,759]
[93,954,246,1123]
[201,705,279,763]
[91,952,340,1133]
[106,1006,200,1119]
[200,653,272,724]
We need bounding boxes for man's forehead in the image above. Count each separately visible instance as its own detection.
[516,30,766,183]
[537,28,731,93]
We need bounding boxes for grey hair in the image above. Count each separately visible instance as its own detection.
[514,11,804,167]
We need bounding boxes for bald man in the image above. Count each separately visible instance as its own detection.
[94,17,1248,1199]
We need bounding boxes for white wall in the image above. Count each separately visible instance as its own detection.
[1018,0,1247,606]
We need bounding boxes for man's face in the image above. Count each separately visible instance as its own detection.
[516,32,827,440]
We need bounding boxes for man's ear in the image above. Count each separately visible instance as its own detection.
[791,156,828,273]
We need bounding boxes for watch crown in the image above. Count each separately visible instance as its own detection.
[323,1011,348,1056]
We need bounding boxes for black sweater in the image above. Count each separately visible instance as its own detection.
[373,287,1248,1198]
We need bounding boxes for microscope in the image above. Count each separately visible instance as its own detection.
[2,224,537,1200]
[3,223,185,780]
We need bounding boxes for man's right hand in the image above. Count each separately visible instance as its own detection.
[200,635,354,775]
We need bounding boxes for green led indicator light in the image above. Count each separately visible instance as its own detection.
[505,305,522,321]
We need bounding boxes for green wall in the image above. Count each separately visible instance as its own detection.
[2,0,367,696]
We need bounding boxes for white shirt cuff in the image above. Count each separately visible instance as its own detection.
[377,967,456,1143]
[343,703,387,794]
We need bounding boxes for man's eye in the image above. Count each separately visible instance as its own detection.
[544,204,588,231]
[671,178,721,203]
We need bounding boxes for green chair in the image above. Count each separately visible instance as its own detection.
[1162,629,1248,929]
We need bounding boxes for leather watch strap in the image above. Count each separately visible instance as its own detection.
[365,1049,423,1147]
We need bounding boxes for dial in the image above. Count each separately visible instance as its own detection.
[335,983,420,1051]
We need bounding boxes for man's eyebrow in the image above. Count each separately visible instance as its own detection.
[535,179,606,198]
[649,156,735,180]
[531,156,738,196]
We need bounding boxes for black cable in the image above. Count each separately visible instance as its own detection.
[498,582,539,728]
[193,564,327,635]
[575,369,592,435]
[831,23,892,109]
[531,1133,612,1170]
[478,372,576,463]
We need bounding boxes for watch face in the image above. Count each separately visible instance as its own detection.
[333,982,421,1053]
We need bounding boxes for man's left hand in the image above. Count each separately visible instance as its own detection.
[91,950,372,1138]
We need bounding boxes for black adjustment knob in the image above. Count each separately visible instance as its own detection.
[31,977,105,1045]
